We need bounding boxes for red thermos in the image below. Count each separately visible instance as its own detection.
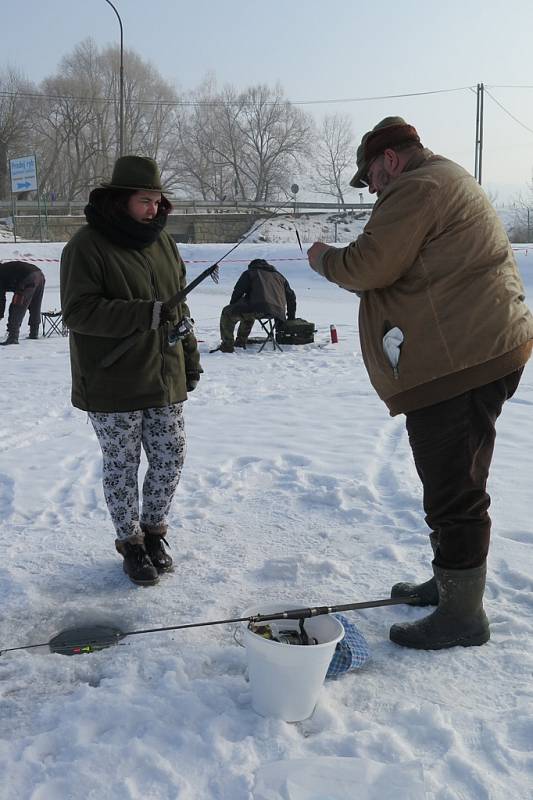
[330,324,338,343]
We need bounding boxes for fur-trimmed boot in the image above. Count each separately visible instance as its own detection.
[389,562,490,650]
[141,524,173,573]
[390,532,439,607]
[115,537,159,586]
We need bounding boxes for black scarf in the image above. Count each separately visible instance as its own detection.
[84,188,168,250]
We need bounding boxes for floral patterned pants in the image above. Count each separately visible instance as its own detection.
[89,404,186,541]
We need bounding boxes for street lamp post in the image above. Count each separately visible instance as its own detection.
[103,0,124,157]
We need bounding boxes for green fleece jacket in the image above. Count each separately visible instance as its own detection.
[60,225,202,412]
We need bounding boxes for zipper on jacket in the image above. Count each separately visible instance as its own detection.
[143,253,170,403]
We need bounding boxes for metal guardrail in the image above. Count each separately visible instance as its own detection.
[0,199,374,216]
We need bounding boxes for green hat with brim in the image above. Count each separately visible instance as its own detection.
[101,155,171,193]
[350,116,421,188]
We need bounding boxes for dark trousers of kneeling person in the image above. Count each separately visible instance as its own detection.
[2,270,46,345]
[220,303,267,351]
[389,369,522,649]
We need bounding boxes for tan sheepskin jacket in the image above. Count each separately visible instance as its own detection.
[312,149,533,414]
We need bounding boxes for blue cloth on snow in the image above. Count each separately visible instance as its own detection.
[326,613,370,678]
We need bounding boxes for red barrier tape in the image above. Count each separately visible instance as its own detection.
[1,249,531,265]
[0,256,313,265]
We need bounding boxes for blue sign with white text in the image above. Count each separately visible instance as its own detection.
[10,155,38,193]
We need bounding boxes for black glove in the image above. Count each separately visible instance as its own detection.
[186,373,200,392]
[159,301,175,326]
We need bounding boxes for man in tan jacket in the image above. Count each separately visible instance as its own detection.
[307,116,533,651]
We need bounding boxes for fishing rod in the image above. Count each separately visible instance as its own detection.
[0,595,418,657]
[100,198,303,368]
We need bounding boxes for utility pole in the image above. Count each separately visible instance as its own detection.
[474,83,484,184]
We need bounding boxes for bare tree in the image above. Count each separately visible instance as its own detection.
[177,80,313,202]
[33,39,114,198]
[31,39,182,199]
[311,113,357,203]
[0,68,37,199]
[174,78,252,201]
[506,191,533,243]
[175,109,233,200]
[235,83,313,201]
[4,45,314,204]
[100,45,182,175]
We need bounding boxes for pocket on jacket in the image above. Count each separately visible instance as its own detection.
[382,326,404,379]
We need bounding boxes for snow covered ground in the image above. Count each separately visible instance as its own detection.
[0,238,532,800]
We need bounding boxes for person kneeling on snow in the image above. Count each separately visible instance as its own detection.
[0,260,45,345]
[60,156,202,586]
[216,259,296,352]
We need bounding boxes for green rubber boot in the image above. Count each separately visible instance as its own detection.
[389,562,490,650]
[391,532,439,606]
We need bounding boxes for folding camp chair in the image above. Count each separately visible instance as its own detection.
[257,317,282,353]
[42,311,68,338]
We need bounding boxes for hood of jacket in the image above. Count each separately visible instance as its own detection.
[248,259,277,273]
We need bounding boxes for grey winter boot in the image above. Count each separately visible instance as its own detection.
[391,532,439,606]
[115,538,159,586]
[389,562,490,650]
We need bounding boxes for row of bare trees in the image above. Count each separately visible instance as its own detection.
[0,39,358,203]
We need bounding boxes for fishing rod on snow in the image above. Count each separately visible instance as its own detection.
[0,595,418,658]
[100,198,304,368]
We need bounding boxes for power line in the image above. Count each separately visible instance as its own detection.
[289,86,474,105]
[0,84,475,108]
[484,88,533,136]
[486,84,533,90]
[4,82,533,109]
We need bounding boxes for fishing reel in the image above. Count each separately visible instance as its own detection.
[248,620,317,646]
[168,316,195,346]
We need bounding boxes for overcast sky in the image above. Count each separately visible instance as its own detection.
[3,0,533,202]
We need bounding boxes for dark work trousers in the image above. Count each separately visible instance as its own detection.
[7,270,46,336]
[220,303,265,345]
[405,369,523,570]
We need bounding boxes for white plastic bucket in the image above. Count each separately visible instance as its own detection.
[242,603,344,722]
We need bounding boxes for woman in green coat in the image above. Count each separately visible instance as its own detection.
[60,156,202,586]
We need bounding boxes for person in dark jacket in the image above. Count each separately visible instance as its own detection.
[0,260,45,345]
[60,155,202,587]
[216,259,297,352]
[307,116,533,651]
